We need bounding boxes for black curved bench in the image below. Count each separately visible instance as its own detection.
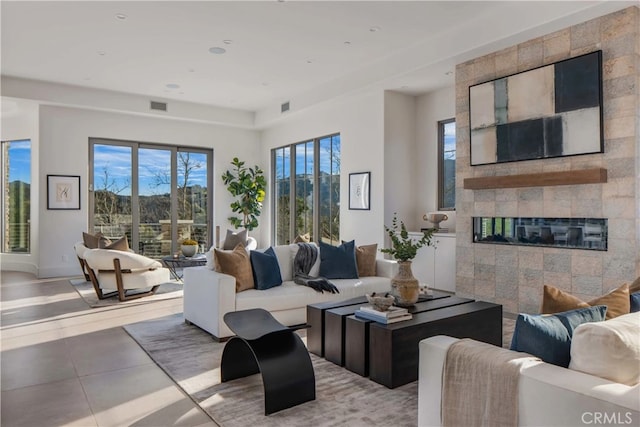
[221,309,316,415]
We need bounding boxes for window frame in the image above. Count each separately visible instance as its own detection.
[1,139,32,254]
[89,138,213,257]
[271,133,340,245]
[437,118,456,211]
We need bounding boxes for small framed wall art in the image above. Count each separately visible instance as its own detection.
[47,174,80,210]
[349,172,370,210]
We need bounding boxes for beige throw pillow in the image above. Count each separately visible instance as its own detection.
[82,232,111,249]
[356,243,377,277]
[104,236,130,252]
[569,312,640,386]
[293,233,311,243]
[214,243,254,292]
[541,284,630,320]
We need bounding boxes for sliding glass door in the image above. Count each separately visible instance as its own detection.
[90,139,212,259]
[92,143,133,247]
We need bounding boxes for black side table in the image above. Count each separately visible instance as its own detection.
[162,255,206,282]
[221,309,316,415]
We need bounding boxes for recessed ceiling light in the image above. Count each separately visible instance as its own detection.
[445,71,453,76]
[401,85,409,89]
[188,68,195,73]
[115,13,127,20]
[261,82,269,86]
[369,26,381,32]
[97,51,106,56]
[223,40,233,45]
[344,41,351,46]
[209,47,226,54]
[166,83,180,89]
[306,59,313,64]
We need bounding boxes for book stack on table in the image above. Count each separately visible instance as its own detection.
[354,305,413,324]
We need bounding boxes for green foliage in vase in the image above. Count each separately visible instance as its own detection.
[181,238,198,246]
[381,213,434,262]
[222,157,266,231]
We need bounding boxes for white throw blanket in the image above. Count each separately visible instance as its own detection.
[441,339,540,427]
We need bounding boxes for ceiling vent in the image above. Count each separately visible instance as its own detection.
[281,101,290,113]
[150,101,167,112]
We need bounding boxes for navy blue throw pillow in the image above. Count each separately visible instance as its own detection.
[630,292,640,313]
[509,305,607,368]
[250,247,282,290]
[319,240,359,279]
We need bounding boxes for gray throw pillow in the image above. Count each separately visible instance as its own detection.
[223,229,248,250]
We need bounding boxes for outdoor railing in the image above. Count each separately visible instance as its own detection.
[4,222,30,252]
[93,221,208,259]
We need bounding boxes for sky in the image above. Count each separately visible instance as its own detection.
[93,144,208,196]
[275,134,341,178]
[443,121,456,160]
[6,139,31,184]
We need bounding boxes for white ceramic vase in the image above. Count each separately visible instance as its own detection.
[181,245,197,257]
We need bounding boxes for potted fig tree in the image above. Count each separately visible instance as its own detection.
[222,157,266,231]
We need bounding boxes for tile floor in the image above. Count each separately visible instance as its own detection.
[1,271,218,427]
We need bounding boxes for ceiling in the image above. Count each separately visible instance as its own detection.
[1,1,634,117]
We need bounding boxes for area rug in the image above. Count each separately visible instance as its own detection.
[124,314,419,427]
[69,278,183,307]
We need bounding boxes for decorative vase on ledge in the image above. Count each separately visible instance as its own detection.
[181,245,197,258]
[391,260,420,307]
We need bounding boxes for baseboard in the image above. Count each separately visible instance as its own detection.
[37,265,83,279]
[0,260,38,275]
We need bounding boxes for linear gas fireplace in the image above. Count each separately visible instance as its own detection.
[473,217,608,251]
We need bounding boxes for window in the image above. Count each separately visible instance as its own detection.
[272,134,340,245]
[1,139,31,253]
[438,119,456,210]
[90,139,212,259]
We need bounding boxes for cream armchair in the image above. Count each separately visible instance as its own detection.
[81,246,170,301]
[73,241,92,281]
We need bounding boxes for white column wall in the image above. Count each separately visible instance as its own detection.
[383,91,417,231]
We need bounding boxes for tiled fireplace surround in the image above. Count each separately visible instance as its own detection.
[454,6,639,314]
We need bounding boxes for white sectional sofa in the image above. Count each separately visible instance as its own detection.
[183,243,398,340]
[418,335,640,427]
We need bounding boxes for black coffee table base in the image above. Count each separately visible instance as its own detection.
[221,309,315,415]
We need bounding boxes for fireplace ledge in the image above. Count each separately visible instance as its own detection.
[463,168,607,190]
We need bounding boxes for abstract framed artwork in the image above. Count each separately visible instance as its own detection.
[469,50,603,166]
[47,174,80,210]
[349,172,370,210]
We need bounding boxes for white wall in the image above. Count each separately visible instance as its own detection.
[0,98,40,274]
[260,90,386,251]
[415,86,456,231]
[383,91,417,230]
[37,105,260,277]
[2,84,456,276]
